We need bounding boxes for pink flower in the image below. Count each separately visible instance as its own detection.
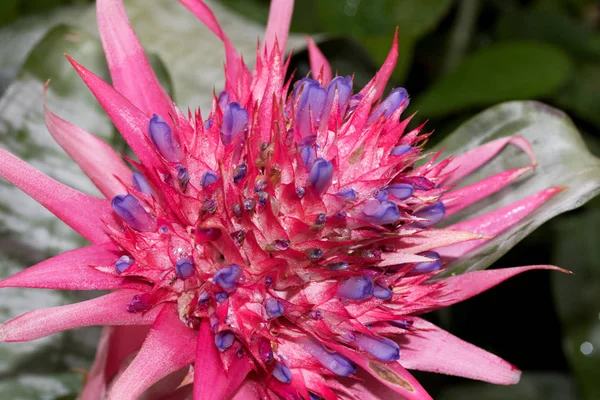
[0,0,568,399]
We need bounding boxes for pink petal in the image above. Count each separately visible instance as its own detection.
[107,305,196,400]
[177,0,242,99]
[399,229,484,255]
[0,289,160,342]
[79,326,112,400]
[307,37,332,84]
[66,56,163,169]
[437,187,564,258]
[442,165,534,218]
[378,253,436,267]
[433,265,568,309]
[230,380,262,400]
[193,319,253,400]
[326,341,432,400]
[96,0,174,121]
[104,325,151,380]
[0,148,115,243]
[44,83,130,198]
[400,318,520,384]
[0,242,143,291]
[359,30,398,101]
[442,136,536,185]
[263,0,295,54]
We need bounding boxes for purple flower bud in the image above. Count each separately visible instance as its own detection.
[390,144,413,156]
[115,255,133,274]
[315,213,327,225]
[265,276,273,287]
[309,158,333,196]
[373,284,392,300]
[243,198,256,211]
[213,264,242,290]
[412,201,445,228]
[309,393,322,400]
[197,290,210,306]
[328,262,349,271]
[390,319,413,330]
[202,199,217,214]
[175,257,194,279]
[127,294,149,313]
[260,339,274,363]
[231,230,246,246]
[273,361,292,383]
[337,187,357,201]
[368,88,409,124]
[296,81,327,138]
[265,298,284,318]
[308,248,324,260]
[375,189,388,201]
[215,292,228,303]
[296,187,306,198]
[301,146,316,169]
[298,134,317,147]
[410,251,442,274]
[221,102,248,145]
[204,119,213,130]
[273,240,290,251]
[300,338,356,376]
[354,333,400,361]
[257,191,268,207]
[337,276,374,300]
[215,330,235,352]
[112,194,156,232]
[218,90,229,110]
[233,164,247,184]
[254,179,267,192]
[347,93,363,113]
[324,76,353,119]
[176,166,189,190]
[362,199,400,225]
[133,172,153,195]
[385,183,414,200]
[292,78,318,100]
[148,114,181,162]
[202,171,218,188]
[232,203,242,218]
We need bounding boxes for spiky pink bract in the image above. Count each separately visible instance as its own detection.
[0,0,569,399]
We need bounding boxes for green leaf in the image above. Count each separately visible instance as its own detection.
[438,372,578,400]
[316,0,452,38]
[551,210,600,400]
[496,8,600,60]
[555,63,600,128]
[415,42,573,117]
[433,101,600,274]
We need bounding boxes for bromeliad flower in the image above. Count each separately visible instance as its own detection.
[0,0,570,399]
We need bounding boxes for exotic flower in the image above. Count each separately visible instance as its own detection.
[0,0,568,399]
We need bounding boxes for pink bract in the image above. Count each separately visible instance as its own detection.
[0,0,568,399]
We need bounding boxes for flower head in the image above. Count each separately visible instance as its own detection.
[0,0,568,399]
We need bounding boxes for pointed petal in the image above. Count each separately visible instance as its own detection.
[0,290,160,342]
[433,265,567,309]
[177,0,242,98]
[401,318,520,384]
[194,319,253,400]
[0,242,143,291]
[437,187,563,258]
[359,30,398,100]
[307,37,332,84]
[107,305,196,400]
[442,136,535,185]
[45,84,130,198]
[79,326,112,400]
[263,0,295,53]
[97,0,174,120]
[326,341,432,400]
[230,380,262,400]
[0,148,114,243]
[442,166,534,218]
[66,56,162,168]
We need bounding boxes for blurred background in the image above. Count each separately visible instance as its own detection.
[0,0,598,399]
